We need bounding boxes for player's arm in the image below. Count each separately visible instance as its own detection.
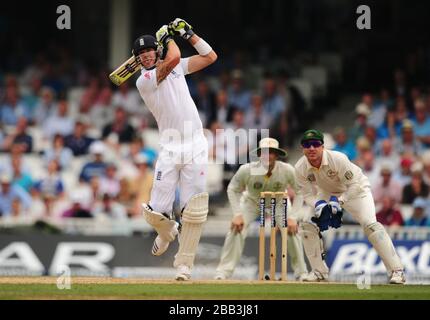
[227,165,249,233]
[186,35,217,73]
[293,165,317,208]
[227,165,248,217]
[336,153,366,204]
[168,18,217,74]
[155,25,181,85]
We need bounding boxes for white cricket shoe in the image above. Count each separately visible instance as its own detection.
[175,265,191,281]
[301,270,329,282]
[151,222,179,256]
[296,273,310,282]
[389,270,406,284]
[214,272,227,280]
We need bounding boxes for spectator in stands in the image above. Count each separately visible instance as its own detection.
[349,103,370,142]
[363,126,378,153]
[206,121,225,162]
[128,154,153,217]
[227,69,251,111]
[377,110,402,140]
[376,196,404,226]
[34,159,64,198]
[43,134,73,170]
[262,75,286,118]
[422,151,430,185]
[98,163,121,198]
[193,79,216,128]
[405,197,430,227]
[211,89,235,127]
[374,139,400,168]
[355,148,379,186]
[402,164,429,204]
[34,86,56,125]
[62,190,92,218]
[392,156,414,188]
[1,117,33,153]
[412,98,430,147]
[64,121,94,156]
[11,156,33,192]
[139,137,157,167]
[0,86,24,126]
[332,126,357,161]
[0,174,32,217]
[354,136,371,167]
[112,81,141,115]
[93,193,127,220]
[20,76,42,124]
[90,86,114,129]
[362,92,386,129]
[377,88,394,111]
[0,124,4,149]
[372,164,403,204]
[224,109,252,173]
[79,77,100,114]
[43,99,74,140]
[102,107,136,144]
[394,96,411,125]
[79,141,108,183]
[244,93,272,131]
[394,120,423,157]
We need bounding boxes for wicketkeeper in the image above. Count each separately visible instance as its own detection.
[214,138,308,280]
[293,129,405,284]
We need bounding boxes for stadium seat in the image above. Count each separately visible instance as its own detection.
[289,78,313,111]
[318,52,343,84]
[301,66,328,97]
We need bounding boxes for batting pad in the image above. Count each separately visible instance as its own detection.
[141,203,178,242]
[364,222,404,274]
[174,192,209,268]
[300,222,329,275]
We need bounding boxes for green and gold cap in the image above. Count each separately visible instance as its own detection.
[301,129,324,144]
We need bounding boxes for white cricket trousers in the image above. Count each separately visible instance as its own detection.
[149,140,208,214]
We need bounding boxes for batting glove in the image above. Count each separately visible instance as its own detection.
[168,18,194,40]
[156,25,173,47]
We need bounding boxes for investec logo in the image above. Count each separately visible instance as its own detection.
[0,242,114,275]
[331,241,430,274]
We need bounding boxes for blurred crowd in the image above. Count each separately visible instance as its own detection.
[330,69,430,227]
[1,47,430,228]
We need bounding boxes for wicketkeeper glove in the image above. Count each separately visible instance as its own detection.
[312,200,332,232]
[156,25,173,47]
[168,18,194,40]
[328,196,342,214]
[328,196,343,229]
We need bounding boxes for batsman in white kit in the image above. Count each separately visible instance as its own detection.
[215,138,309,280]
[134,18,217,280]
[293,129,405,284]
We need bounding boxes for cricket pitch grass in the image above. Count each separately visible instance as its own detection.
[0,277,429,300]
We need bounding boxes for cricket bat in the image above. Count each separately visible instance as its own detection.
[109,56,141,86]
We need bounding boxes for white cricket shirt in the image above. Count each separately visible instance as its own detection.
[136,58,205,150]
[294,149,371,207]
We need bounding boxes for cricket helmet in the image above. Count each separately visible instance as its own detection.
[132,35,162,69]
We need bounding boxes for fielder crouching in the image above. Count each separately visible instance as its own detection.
[293,129,405,284]
[215,138,309,280]
[134,18,217,280]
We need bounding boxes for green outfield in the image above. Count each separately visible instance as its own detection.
[0,277,429,300]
